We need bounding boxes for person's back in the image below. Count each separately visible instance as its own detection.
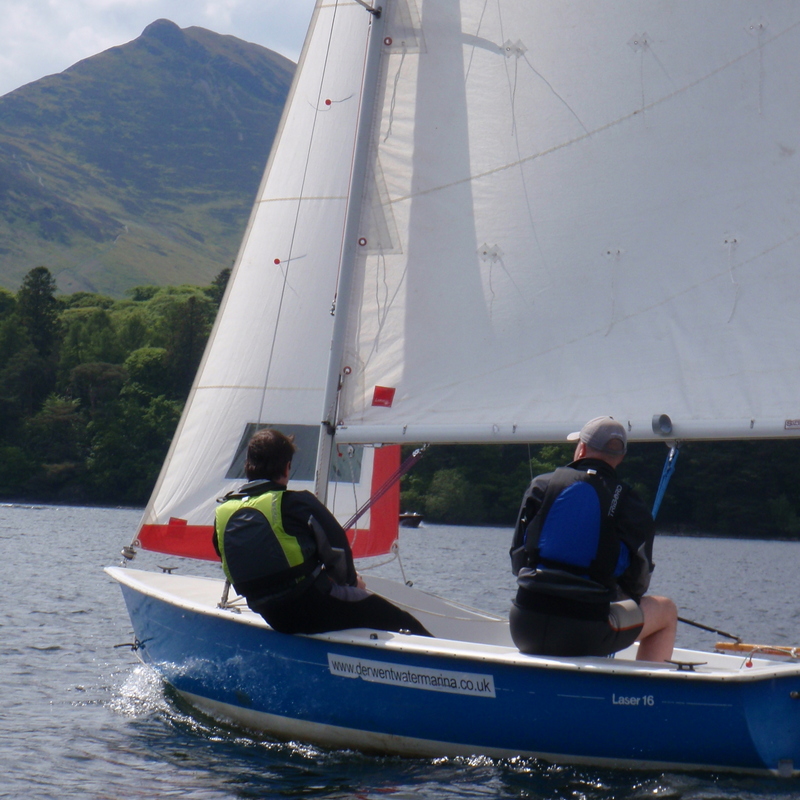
[214,428,430,637]
[216,479,344,612]
[509,417,677,661]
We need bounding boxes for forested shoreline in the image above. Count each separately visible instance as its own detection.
[0,266,228,506]
[2,267,799,538]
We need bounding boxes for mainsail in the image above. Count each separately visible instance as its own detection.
[136,0,800,557]
[136,2,398,560]
[328,1,800,447]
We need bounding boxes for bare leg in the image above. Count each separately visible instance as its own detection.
[636,595,678,662]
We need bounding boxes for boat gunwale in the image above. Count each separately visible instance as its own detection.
[106,566,800,682]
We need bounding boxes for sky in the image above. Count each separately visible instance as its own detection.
[0,0,318,98]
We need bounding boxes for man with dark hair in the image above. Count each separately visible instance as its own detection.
[509,416,676,661]
[213,428,430,636]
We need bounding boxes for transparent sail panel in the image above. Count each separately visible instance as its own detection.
[226,423,363,483]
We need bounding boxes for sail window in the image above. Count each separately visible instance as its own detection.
[225,424,363,483]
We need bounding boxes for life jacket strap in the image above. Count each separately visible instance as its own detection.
[234,557,322,601]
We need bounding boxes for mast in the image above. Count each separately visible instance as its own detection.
[315,2,386,503]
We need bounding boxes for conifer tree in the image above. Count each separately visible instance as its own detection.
[16,266,59,357]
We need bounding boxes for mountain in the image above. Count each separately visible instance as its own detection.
[0,19,294,296]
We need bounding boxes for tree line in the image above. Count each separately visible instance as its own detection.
[401,439,800,538]
[2,266,799,537]
[0,266,229,505]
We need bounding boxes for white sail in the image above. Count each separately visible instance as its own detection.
[332,0,800,445]
[136,2,397,556]
[137,0,800,550]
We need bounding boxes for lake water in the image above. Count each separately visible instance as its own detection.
[2,502,800,799]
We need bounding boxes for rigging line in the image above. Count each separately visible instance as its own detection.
[383,47,406,143]
[375,247,390,329]
[497,47,554,286]
[258,1,342,420]
[353,543,407,585]
[464,0,490,83]
[496,0,511,123]
[511,53,519,137]
[521,53,589,136]
[509,121,552,285]
[358,246,409,373]
[638,41,645,114]
[344,444,428,530]
[726,237,741,324]
[357,550,398,571]
[343,444,361,548]
[678,616,741,643]
[604,250,619,337]
[394,541,410,586]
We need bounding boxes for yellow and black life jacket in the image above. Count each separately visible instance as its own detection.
[215,483,321,607]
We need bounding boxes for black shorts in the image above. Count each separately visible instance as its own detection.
[509,597,643,657]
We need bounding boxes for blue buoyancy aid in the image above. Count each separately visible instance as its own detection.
[514,465,627,588]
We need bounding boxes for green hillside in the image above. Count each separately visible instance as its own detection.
[0,19,293,297]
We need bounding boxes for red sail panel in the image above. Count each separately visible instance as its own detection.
[137,446,401,561]
[137,518,220,561]
[348,444,400,558]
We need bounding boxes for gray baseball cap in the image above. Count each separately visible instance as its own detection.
[567,416,627,455]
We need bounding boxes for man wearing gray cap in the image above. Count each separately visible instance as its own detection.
[509,416,677,661]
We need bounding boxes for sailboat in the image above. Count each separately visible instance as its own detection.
[107,0,800,775]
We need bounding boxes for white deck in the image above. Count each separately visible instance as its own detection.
[106,566,800,681]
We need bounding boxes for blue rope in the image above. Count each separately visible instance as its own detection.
[652,443,680,519]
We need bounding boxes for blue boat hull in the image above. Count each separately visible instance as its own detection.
[110,568,800,775]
